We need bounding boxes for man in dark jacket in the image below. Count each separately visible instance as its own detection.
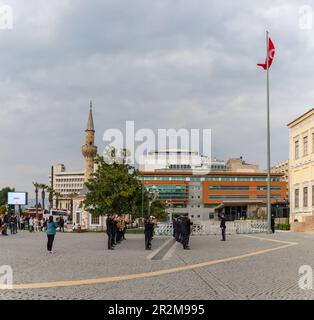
[144,216,154,250]
[106,214,114,250]
[181,215,193,249]
[271,214,275,233]
[218,211,226,241]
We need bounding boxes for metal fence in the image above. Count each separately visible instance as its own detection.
[154,220,268,236]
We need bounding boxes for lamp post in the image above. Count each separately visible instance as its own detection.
[147,185,159,217]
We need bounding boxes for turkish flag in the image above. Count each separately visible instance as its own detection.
[257,37,275,70]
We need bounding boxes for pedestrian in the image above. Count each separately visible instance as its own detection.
[9,214,15,234]
[46,216,57,254]
[218,211,226,241]
[29,217,34,232]
[20,216,25,230]
[106,214,114,250]
[59,216,65,232]
[271,214,275,233]
[144,216,154,250]
[181,215,193,250]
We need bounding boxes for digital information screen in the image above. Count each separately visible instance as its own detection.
[7,192,28,205]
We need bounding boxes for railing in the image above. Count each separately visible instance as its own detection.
[155,220,268,236]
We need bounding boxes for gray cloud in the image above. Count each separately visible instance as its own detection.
[0,0,313,196]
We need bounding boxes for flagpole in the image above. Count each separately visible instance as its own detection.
[266,30,271,233]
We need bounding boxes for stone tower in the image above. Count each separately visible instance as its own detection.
[82,101,97,182]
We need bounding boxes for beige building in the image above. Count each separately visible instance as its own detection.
[271,160,289,200]
[49,164,84,210]
[226,157,260,172]
[288,108,314,231]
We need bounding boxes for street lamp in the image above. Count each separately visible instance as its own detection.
[147,185,159,217]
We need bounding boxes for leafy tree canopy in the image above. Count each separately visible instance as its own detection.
[84,148,167,220]
[0,187,14,206]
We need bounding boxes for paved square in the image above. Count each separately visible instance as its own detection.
[1,231,314,299]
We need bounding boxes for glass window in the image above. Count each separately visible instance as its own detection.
[295,189,299,208]
[304,187,308,207]
[295,140,299,159]
[304,136,308,156]
[91,215,100,225]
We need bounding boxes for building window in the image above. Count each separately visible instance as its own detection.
[295,189,299,208]
[312,133,314,153]
[91,215,100,225]
[304,187,308,207]
[76,212,80,224]
[303,136,308,156]
[295,140,299,159]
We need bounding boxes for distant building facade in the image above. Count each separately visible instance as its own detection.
[49,164,84,210]
[139,149,226,173]
[226,157,260,172]
[141,171,286,221]
[288,108,314,231]
[271,160,289,200]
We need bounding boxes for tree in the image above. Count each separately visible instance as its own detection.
[0,204,7,215]
[38,184,48,210]
[150,200,167,220]
[84,150,144,218]
[0,187,14,206]
[33,182,40,215]
[46,186,54,209]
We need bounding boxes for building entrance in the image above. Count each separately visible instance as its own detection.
[224,205,247,221]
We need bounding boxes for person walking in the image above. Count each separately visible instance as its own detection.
[271,213,275,233]
[219,211,226,241]
[46,216,57,254]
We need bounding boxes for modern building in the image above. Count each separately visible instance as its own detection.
[139,149,226,173]
[271,160,289,200]
[49,164,84,210]
[141,171,286,221]
[288,108,314,231]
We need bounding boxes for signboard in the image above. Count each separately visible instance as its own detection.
[7,192,28,205]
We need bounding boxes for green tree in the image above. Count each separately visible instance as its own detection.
[0,204,7,215]
[150,200,167,220]
[33,182,40,215]
[84,150,144,218]
[0,187,14,205]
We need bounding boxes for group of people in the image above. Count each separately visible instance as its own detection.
[0,213,19,235]
[173,215,193,249]
[0,213,66,237]
[106,214,128,250]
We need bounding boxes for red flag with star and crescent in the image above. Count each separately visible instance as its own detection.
[257,37,275,70]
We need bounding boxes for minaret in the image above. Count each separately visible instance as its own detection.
[82,101,97,182]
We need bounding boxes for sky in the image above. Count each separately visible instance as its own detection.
[1,0,314,196]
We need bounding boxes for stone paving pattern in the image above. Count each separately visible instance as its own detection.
[1,231,314,299]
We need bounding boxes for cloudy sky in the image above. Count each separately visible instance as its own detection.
[1,0,314,196]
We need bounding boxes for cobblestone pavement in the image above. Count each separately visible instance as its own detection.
[1,231,314,299]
